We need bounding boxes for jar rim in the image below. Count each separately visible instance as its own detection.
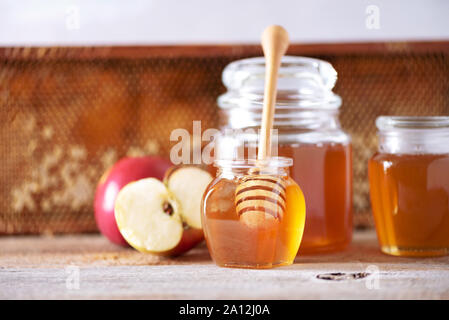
[214,156,293,169]
[376,116,449,131]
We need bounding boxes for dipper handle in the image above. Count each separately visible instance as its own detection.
[258,25,289,160]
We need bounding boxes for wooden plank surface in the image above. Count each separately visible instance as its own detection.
[0,230,448,299]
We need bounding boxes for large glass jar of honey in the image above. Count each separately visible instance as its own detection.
[217,56,352,254]
[202,157,306,268]
[369,116,449,257]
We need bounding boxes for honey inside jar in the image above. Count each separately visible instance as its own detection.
[369,153,449,256]
[278,143,352,253]
[202,157,306,269]
[368,116,449,257]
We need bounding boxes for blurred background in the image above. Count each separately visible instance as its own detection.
[1,0,448,234]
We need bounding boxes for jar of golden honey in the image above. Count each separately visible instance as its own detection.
[369,116,449,257]
[217,56,352,254]
[202,157,306,268]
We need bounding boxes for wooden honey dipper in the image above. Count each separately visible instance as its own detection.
[235,25,290,228]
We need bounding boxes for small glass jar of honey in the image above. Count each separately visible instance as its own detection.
[202,157,306,269]
[217,56,352,254]
[369,116,449,257]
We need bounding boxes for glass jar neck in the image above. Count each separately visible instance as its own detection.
[217,165,290,178]
[214,158,292,178]
[219,106,341,131]
[377,116,449,154]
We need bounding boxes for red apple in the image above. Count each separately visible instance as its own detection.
[94,156,172,246]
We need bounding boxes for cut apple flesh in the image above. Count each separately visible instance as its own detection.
[165,166,213,229]
[114,178,183,253]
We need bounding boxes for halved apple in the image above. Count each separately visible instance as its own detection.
[94,156,172,246]
[114,165,212,256]
[164,165,213,229]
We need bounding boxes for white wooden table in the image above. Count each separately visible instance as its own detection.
[1,230,448,299]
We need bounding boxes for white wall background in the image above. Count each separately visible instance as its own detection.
[0,0,448,46]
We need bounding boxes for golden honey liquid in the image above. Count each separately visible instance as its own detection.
[276,143,352,253]
[202,176,306,269]
[369,153,449,256]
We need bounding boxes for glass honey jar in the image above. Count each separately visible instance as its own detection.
[369,116,449,257]
[217,56,352,254]
[202,157,306,269]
